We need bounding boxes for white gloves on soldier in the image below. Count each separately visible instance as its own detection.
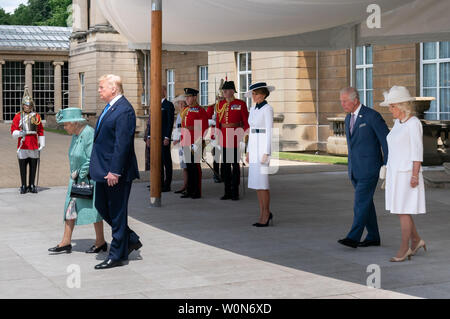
[191,144,199,152]
[12,130,26,138]
[239,141,246,155]
[379,165,386,189]
[208,119,216,126]
[38,136,45,151]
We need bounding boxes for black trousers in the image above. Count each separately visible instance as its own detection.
[161,144,173,188]
[222,148,240,197]
[18,158,38,186]
[95,180,140,261]
[186,151,202,197]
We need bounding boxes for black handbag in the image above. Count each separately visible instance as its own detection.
[70,175,94,199]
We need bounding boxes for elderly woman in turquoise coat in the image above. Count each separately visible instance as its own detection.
[48,108,107,254]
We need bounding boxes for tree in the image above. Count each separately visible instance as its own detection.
[0,8,11,25]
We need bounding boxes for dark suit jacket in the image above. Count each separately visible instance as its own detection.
[345,105,389,180]
[90,96,140,182]
[144,98,175,142]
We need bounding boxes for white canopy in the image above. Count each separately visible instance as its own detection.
[97,0,450,51]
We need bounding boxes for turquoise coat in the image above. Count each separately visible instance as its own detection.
[63,125,102,225]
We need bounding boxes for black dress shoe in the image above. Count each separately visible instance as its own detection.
[128,240,143,256]
[213,176,222,183]
[48,244,72,253]
[191,194,201,199]
[94,259,123,270]
[174,188,186,194]
[146,185,150,188]
[220,194,232,200]
[162,186,171,192]
[28,185,37,193]
[231,195,239,201]
[358,239,381,247]
[181,193,192,198]
[85,242,108,253]
[20,185,27,194]
[337,238,359,248]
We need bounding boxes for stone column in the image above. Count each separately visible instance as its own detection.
[53,62,64,112]
[72,0,88,32]
[23,61,34,96]
[0,61,5,121]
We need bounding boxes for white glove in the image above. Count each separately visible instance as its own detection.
[208,119,216,126]
[239,141,246,155]
[379,165,386,180]
[38,136,45,151]
[210,139,217,148]
[191,144,199,152]
[12,130,25,138]
[212,113,216,121]
[71,170,79,180]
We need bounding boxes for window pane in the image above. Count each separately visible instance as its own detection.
[356,46,364,65]
[423,42,437,60]
[356,69,364,90]
[366,68,373,89]
[247,53,251,70]
[440,62,450,88]
[365,46,373,65]
[240,74,247,92]
[424,88,437,113]
[247,73,252,88]
[440,88,450,113]
[239,53,246,71]
[366,90,373,108]
[439,41,450,59]
[357,89,365,105]
[423,64,437,87]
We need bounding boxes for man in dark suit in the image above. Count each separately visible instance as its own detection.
[143,86,175,192]
[90,74,142,269]
[161,85,175,192]
[338,87,389,249]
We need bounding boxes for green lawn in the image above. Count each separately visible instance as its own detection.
[274,152,348,165]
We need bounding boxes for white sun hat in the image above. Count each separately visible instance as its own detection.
[244,82,276,98]
[172,94,186,103]
[380,85,416,106]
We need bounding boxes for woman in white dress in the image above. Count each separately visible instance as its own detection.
[245,82,275,227]
[380,86,426,262]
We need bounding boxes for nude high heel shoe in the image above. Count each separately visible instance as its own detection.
[411,240,427,256]
[390,248,413,262]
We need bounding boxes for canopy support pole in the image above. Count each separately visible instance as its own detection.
[150,0,162,207]
[350,25,357,88]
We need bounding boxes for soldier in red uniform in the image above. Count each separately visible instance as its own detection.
[216,81,249,200]
[180,88,208,199]
[10,86,45,194]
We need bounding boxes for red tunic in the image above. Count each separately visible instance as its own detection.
[180,104,208,147]
[10,112,44,150]
[216,98,249,148]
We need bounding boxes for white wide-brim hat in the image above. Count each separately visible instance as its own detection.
[172,94,186,103]
[244,82,276,98]
[380,85,416,106]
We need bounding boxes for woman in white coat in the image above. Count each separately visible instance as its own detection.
[245,82,275,227]
[381,86,426,262]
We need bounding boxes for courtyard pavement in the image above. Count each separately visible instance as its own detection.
[0,123,449,299]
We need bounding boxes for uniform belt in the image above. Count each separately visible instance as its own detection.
[221,122,243,128]
[251,128,266,133]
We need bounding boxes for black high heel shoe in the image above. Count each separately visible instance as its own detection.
[48,244,72,253]
[85,242,108,254]
[253,213,273,227]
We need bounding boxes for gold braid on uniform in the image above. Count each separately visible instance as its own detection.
[215,101,228,123]
[31,114,41,126]
[181,107,189,127]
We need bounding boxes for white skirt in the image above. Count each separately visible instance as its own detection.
[248,161,270,190]
[385,169,426,215]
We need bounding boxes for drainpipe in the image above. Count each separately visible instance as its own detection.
[316,50,319,154]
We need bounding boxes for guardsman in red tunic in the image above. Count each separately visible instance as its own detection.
[180,88,208,199]
[215,81,249,200]
[10,86,45,194]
